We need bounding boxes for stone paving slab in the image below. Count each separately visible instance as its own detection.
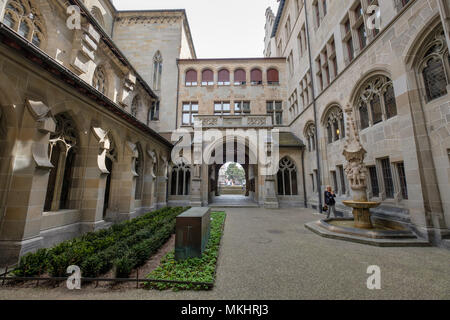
[0,207,449,300]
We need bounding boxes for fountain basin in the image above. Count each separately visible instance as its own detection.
[305,218,430,247]
[343,200,380,229]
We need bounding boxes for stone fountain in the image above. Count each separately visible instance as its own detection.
[305,105,429,247]
[341,104,380,229]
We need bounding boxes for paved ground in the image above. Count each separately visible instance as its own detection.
[0,207,449,300]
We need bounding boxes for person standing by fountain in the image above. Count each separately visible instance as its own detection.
[325,186,337,219]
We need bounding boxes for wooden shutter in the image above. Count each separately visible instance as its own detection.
[267,68,279,82]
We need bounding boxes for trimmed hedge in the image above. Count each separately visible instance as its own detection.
[14,207,188,278]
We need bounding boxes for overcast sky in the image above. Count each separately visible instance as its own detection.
[112,0,280,58]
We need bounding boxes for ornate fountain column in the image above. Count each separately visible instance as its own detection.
[342,104,380,229]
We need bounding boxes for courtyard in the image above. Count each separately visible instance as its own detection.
[0,207,448,300]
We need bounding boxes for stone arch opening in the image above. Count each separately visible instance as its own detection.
[44,113,79,212]
[217,162,247,196]
[204,135,259,206]
[103,134,117,218]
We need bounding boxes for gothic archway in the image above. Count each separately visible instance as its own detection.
[44,113,79,212]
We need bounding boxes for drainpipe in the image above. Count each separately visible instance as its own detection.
[301,149,307,208]
[175,60,180,129]
[303,0,323,213]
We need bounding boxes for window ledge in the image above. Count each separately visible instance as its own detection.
[43,209,79,217]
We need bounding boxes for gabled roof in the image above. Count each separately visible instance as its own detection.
[271,0,286,38]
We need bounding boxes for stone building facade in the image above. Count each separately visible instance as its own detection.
[0,0,449,265]
[174,58,304,208]
[0,0,173,265]
[264,0,450,247]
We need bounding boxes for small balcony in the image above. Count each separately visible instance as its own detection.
[193,114,274,129]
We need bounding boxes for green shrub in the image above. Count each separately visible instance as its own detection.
[13,249,49,277]
[114,255,136,279]
[145,211,226,291]
[13,207,188,277]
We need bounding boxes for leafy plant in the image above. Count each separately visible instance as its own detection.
[13,207,189,278]
[145,211,226,291]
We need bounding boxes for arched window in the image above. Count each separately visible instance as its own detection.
[383,84,397,119]
[250,68,263,85]
[134,144,144,200]
[418,27,449,102]
[44,114,78,212]
[170,162,191,196]
[324,106,345,144]
[2,0,45,47]
[90,6,105,29]
[267,68,279,85]
[304,122,316,152]
[185,69,198,86]
[202,69,214,86]
[359,102,369,130]
[148,100,160,123]
[93,66,107,94]
[218,69,230,86]
[234,69,246,85]
[355,75,397,130]
[131,95,140,118]
[277,157,298,196]
[153,51,163,91]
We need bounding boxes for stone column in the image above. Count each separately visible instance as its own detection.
[0,101,55,265]
[79,127,111,231]
[190,165,202,207]
[156,155,168,208]
[263,175,279,208]
[115,141,138,221]
[143,149,158,211]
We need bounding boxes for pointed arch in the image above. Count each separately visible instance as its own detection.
[134,143,144,200]
[92,65,108,95]
[321,104,345,144]
[44,113,79,212]
[2,0,47,48]
[415,26,449,102]
[277,157,298,196]
[352,74,397,130]
[90,6,105,29]
[303,121,316,152]
[170,161,191,196]
[153,51,163,91]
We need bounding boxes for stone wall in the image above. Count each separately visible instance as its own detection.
[269,0,450,244]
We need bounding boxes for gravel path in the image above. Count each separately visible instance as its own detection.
[0,207,449,300]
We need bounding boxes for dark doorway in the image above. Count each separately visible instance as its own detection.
[103,157,113,218]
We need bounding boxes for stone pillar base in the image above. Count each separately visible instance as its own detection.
[0,236,43,266]
[156,202,167,209]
